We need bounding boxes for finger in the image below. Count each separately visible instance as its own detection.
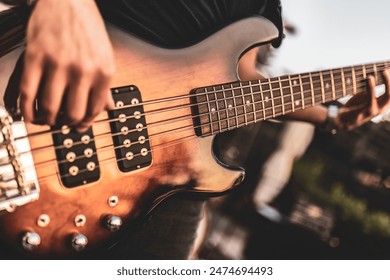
[65,74,91,126]
[37,64,67,125]
[367,75,379,116]
[4,52,24,113]
[379,69,390,109]
[20,51,43,122]
[105,91,115,111]
[82,75,112,122]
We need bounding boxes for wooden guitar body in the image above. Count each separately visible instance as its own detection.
[0,17,279,257]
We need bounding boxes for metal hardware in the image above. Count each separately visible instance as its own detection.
[37,214,50,227]
[0,107,40,213]
[108,196,119,207]
[74,214,87,227]
[105,215,123,232]
[22,232,41,251]
[71,233,88,251]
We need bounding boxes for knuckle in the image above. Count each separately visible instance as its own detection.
[67,110,84,124]
[369,107,379,116]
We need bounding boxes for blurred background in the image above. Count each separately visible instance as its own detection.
[195,0,390,260]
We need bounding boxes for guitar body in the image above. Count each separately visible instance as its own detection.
[0,17,278,257]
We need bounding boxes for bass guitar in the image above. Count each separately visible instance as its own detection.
[0,16,388,257]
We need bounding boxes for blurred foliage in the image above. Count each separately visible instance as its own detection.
[292,158,390,238]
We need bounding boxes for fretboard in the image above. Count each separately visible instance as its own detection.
[192,60,390,137]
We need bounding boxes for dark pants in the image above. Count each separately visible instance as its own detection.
[105,195,205,259]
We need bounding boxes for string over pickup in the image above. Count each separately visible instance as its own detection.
[108,85,152,172]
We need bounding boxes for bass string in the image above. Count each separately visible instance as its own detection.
[19,64,389,141]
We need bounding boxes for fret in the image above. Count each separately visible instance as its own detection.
[310,72,323,105]
[195,88,212,136]
[288,75,295,112]
[291,75,303,110]
[351,66,357,95]
[241,81,255,124]
[332,69,343,99]
[373,63,378,83]
[298,74,305,109]
[355,65,366,93]
[300,74,312,108]
[269,77,283,117]
[278,77,285,115]
[330,69,336,101]
[261,79,275,118]
[222,84,236,129]
[319,71,325,103]
[362,64,367,78]
[212,86,223,133]
[215,85,228,132]
[259,81,267,120]
[340,68,347,97]
[232,82,245,128]
[240,84,248,125]
[308,72,315,106]
[280,76,292,113]
[205,87,219,134]
[342,67,354,96]
[221,85,231,131]
[248,81,257,123]
[251,82,264,121]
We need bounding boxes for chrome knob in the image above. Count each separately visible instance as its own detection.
[71,233,88,251]
[22,232,41,251]
[105,215,122,232]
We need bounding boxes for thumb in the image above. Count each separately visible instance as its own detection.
[4,52,24,114]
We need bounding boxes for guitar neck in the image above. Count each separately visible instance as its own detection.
[192,60,390,137]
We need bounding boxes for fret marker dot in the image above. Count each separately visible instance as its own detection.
[265,96,269,102]
[346,78,351,85]
[325,83,330,89]
[295,100,301,106]
[293,80,298,86]
[211,108,216,113]
[228,104,233,110]
[246,100,251,106]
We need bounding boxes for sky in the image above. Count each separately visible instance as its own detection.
[270,0,390,74]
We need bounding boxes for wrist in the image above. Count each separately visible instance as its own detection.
[319,105,340,135]
[26,0,37,5]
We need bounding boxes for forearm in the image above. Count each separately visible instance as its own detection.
[0,0,25,5]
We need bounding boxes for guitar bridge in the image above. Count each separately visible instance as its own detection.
[0,107,39,213]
